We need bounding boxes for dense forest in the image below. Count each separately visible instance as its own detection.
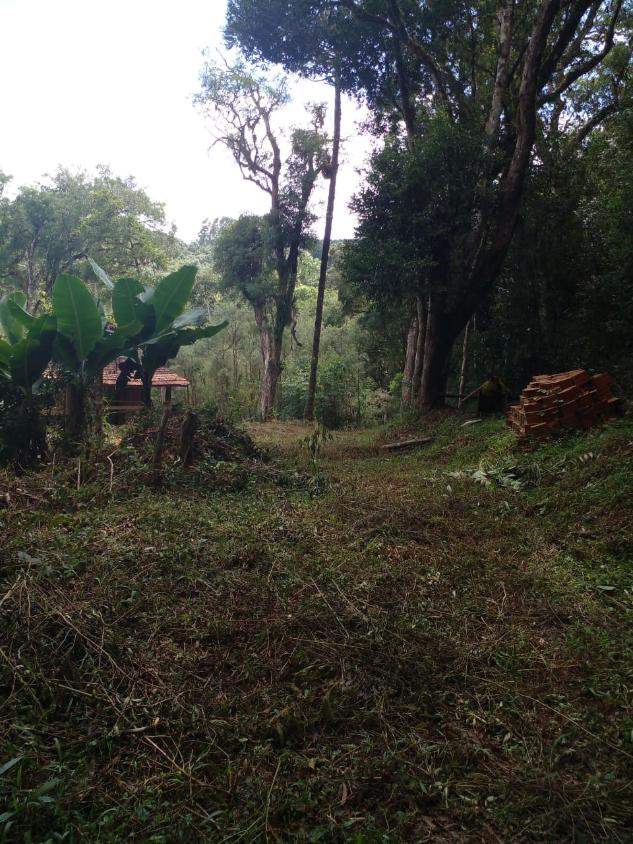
[1,1,632,842]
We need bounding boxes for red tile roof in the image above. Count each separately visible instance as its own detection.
[102,359,189,388]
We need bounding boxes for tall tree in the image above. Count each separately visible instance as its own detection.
[226,1,349,420]
[229,0,632,406]
[305,80,342,420]
[195,58,329,418]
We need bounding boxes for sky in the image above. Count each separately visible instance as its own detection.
[0,0,372,243]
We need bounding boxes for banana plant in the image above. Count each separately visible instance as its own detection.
[0,292,58,388]
[104,265,228,406]
[0,291,57,461]
[49,274,143,446]
[51,274,141,381]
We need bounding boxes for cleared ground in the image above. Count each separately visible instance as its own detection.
[1,415,632,842]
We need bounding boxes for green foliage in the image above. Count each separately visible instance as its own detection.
[111,277,153,330]
[146,265,198,334]
[213,215,275,306]
[90,262,229,405]
[0,294,57,393]
[52,274,103,362]
[0,167,177,305]
[302,422,332,489]
[343,116,481,309]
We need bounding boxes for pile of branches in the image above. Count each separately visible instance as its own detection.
[122,407,266,467]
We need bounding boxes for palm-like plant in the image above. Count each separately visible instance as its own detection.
[1,264,227,461]
[0,291,57,460]
[100,264,228,406]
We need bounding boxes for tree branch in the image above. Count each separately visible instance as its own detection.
[334,0,453,113]
[541,0,623,102]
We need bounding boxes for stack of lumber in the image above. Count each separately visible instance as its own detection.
[507,369,621,439]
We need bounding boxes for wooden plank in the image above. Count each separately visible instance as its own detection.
[380,437,434,451]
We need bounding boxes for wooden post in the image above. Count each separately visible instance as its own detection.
[152,392,172,484]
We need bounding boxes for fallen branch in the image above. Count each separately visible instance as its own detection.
[380,437,433,451]
[15,488,47,505]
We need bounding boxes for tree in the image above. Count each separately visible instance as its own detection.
[0,167,177,310]
[212,214,279,414]
[225,1,346,420]
[195,57,329,418]
[304,83,341,420]
[228,0,632,406]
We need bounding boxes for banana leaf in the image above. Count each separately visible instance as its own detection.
[149,265,198,334]
[52,274,103,362]
[112,278,154,336]
[0,292,29,344]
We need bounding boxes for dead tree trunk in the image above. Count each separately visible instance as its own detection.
[458,319,472,409]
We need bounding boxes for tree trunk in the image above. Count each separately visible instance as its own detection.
[305,79,342,421]
[142,376,152,408]
[401,311,418,406]
[19,394,48,463]
[179,410,199,466]
[458,319,472,409]
[411,296,427,406]
[418,297,456,409]
[93,371,104,443]
[64,381,89,451]
[254,304,281,421]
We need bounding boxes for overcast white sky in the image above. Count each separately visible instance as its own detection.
[0,0,371,242]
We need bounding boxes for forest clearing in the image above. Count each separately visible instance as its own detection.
[1,415,632,842]
[2,0,633,841]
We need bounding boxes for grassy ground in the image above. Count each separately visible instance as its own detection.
[1,413,632,842]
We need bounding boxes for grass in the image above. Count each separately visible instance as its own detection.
[1,412,632,842]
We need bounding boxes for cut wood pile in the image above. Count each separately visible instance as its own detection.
[507,369,621,439]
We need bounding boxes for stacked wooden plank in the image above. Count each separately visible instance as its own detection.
[507,369,621,439]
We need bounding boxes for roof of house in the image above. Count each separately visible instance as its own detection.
[102,359,189,388]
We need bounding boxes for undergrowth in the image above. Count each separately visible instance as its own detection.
[0,413,632,842]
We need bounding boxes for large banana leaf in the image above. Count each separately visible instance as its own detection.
[52,274,102,362]
[0,338,11,365]
[149,265,198,334]
[141,320,228,383]
[9,316,57,391]
[112,278,154,335]
[0,292,29,344]
[6,297,36,334]
[0,339,11,379]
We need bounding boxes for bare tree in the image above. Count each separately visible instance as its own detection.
[196,57,329,418]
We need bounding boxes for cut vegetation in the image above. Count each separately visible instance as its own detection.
[1,415,632,842]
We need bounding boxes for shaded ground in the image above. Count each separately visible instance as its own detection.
[1,414,632,842]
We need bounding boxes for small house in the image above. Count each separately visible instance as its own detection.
[103,358,189,419]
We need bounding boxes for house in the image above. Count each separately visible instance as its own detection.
[103,358,189,419]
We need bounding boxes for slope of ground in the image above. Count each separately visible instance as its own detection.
[1,414,632,842]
